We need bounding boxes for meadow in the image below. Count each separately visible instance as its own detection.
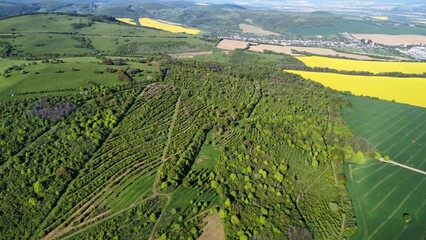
[286,70,426,108]
[296,56,426,74]
[0,57,156,99]
[138,17,200,35]
[343,96,426,240]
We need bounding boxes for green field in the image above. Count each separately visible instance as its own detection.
[0,13,214,57]
[0,56,156,99]
[343,96,426,240]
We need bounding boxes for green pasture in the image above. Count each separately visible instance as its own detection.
[192,131,220,170]
[0,56,155,99]
[343,96,426,240]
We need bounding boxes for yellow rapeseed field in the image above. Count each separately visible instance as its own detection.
[296,56,426,74]
[372,16,389,21]
[286,70,426,108]
[138,18,200,35]
[116,18,137,26]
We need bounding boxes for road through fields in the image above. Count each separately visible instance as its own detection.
[379,158,426,175]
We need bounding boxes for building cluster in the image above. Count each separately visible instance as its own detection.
[219,33,378,50]
[397,46,426,60]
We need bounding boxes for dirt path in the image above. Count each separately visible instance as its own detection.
[379,158,426,175]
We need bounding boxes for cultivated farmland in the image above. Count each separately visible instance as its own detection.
[371,16,388,21]
[138,18,200,35]
[286,70,426,108]
[296,56,426,74]
[116,18,137,26]
[343,96,426,240]
[351,34,426,46]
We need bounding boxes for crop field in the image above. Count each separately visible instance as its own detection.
[343,96,426,240]
[138,18,200,35]
[371,16,389,21]
[286,70,426,108]
[296,56,426,74]
[116,18,137,26]
[0,57,156,99]
[351,34,426,46]
[216,39,251,50]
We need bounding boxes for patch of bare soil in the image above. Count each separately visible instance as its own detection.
[216,39,252,50]
[198,213,225,240]
[352,34,426,46]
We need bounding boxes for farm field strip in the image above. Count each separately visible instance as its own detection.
[116,18,137,26]
[287,70,426,108]
[296,56,426,74]
[351,34,426,46]
[138,17,200,35]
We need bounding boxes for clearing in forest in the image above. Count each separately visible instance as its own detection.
[343,96,426,240]
[138,18,200,35]
[296,56,426,74]
[286,70,426,108]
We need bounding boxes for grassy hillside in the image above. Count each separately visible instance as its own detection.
[0,13,214,57]
[0,56,156,99]
[343,96,426,240]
